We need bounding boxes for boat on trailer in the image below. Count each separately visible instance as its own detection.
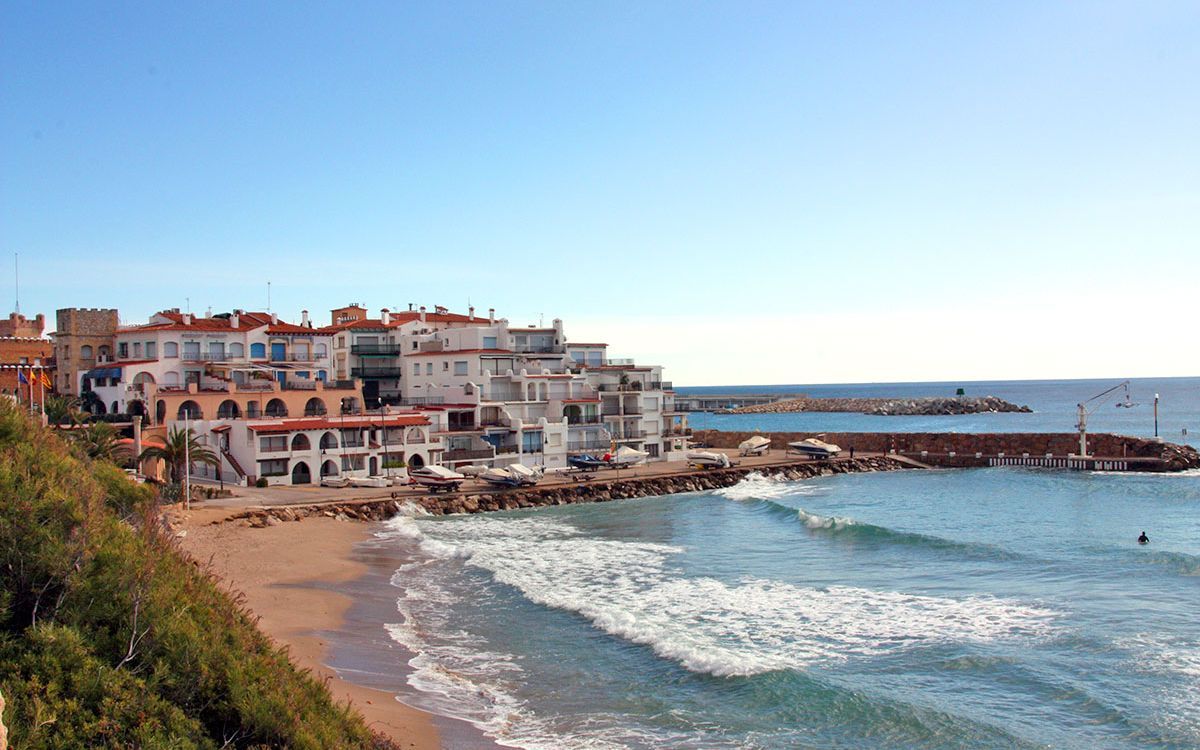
[608,446,649,466]
[569,454,608,472]
[687,450,732,469]
[738,435,771,456]
[408,465,466,492]
[787,438,842,459]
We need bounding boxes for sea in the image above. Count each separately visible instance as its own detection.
[350,377,1200,749]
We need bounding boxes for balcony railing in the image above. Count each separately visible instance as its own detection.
[486,391,522,401]
[663,427,693,436]
[568,439,610,452]
[284,380,319,390]
[351,344,402,356]
[352,366,403,378]
[443,448,495,461]
[567,414,602,425]
[382,396,445,407]
[270,353,317,362]
[512,345,562,354]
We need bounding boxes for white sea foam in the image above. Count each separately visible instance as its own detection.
[398,515,1057,679]
[714,471,824,501]
[1117,632,1200,738]
[794,507,857,530]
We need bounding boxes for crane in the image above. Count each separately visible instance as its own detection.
[1076,380,1130,456]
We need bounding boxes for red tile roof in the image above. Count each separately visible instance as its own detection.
[247,413,430,433]
[119,310,324,335]
[406,348,514,357]
[319,309,490,332]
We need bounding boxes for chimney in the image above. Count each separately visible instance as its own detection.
[381,308,391,326]
[419,306,426,323]
[468,306,475,321]
[488,308,495,324]
[182,313,192,326]
[205,306,212,318]
[270,312,278,325]
[408,303,414,311]
[230,312,240,329]
[301,309,310,327]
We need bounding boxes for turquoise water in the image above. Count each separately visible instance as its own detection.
[380,468,1200,749]
[681,377,1200,448]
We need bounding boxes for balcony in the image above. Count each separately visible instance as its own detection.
[443,448,495,461]
[512,345,562,354]
[382,396,445,407]
[352,344,402,356]
[352,366,403,378]
[270,353,318,363]
[283,380,319,390]
[567,414,603,425]
[568,438,610,452]
[486,391,522,401]
[663,427,693,437]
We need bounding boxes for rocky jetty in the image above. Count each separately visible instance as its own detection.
[223,456,907,526]
[734,396,1032,416]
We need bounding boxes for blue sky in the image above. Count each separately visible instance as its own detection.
[3,2,1198,384]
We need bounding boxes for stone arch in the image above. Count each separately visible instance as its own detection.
[217,399,240,419]
[81,344,94,359]
[405,427,426,443]
[320,459,338,478]
[177,400,202,420]
[291,461,312,485]
[320,431,338,450]
[304,397,327,417]
[407,453,425,469]
[369,456,378,475]
[132,371,156,388]
[291,433,311,451]
[111,401,120,414]
[126,399,146,417]
[265,398,288,417]
[156,400,166,424]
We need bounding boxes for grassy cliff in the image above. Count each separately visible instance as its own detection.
[0,400,397,749]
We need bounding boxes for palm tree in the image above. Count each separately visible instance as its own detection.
[138,426,220,485]
[44,394,84,427]
[71,421,129,464]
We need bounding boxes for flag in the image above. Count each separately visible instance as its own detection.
[17,370,28,385]
[41,370,53,389]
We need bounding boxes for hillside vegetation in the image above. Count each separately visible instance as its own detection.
[0,400,396,749]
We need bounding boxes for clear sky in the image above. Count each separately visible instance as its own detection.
[3,2,1197,385]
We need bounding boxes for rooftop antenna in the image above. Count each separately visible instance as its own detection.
[267,281,272,312]
[539,312,544,327]
[186,296,191,314]
[13,252,19,313]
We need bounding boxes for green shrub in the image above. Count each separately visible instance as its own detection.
[0,400,397,749]
[255,477,269,488]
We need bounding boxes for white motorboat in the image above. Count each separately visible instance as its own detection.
[787,438,842,459]
[319,476,351,488]
[457,465,489,477]
[507,463,543,486]
[479,466,521,488]
[608,446,649,466]
[738,435,771,456]
[349,476,390,488]
[687,450,731,469]
[408,465,466,492]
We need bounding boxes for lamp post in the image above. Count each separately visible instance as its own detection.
[184,413,191,511]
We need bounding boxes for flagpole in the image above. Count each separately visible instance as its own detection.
[39,369,45,416]
[184,415,191,511]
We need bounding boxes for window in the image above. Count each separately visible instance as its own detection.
[314,343,327,357]
[411,341,418,350]
[257,459,288,477]
[145,341,156,358]
[454,361,468,376]
[182,341,200,359]
[98,345,110,360]
[209,341,225,360]
[413,363,420,376]
[443,361,449,371]
[229,342,244,358]
[522,431,543,453]
[118,342,129,358]
[164,342,179,358]
[133,342,141,357]
[81,345,93,359]
[483,336,497,349]
[647,444,660,458]
[250,342,266,358]
[259,435,288,452]
[425,362,433,375]
[337,336,345,348]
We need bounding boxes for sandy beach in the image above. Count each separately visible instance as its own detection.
[174,507,442,750]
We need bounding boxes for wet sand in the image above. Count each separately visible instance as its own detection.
[176,507,448,748]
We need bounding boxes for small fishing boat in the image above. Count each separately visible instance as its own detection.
[507,463,543,486]
[569,454,608,472]
[408,465,466,492]
[787,438,842,459]
[349,476,390,488]
[738,435,771,456]
[608,446,649,466]
[479,466,522,487]
[687,450,731,469]
[320,476,351,488]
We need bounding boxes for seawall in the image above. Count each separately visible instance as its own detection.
[693,430,1200,472]
[221,455,907,526]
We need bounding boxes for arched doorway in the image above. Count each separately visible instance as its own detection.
[320,460,338,478]
[564,405,581,424]
[320,431,338,450]
[291,433,311,451]
[177,400,202,420]
[265,398,288,417]
[291,461,312,485]
[217,399,240,419]
[369,456,378,475]
[304,397,327,416]
[408,453,425,469]
[127,400,146,417]
[156,400,166,424]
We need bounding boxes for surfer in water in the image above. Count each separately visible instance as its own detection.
[1138,531,1150,545]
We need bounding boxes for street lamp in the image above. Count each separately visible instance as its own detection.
[1154,393,1160,439]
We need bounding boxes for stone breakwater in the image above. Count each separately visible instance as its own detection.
[221,456,907,526]
[693,430,1200,472]
[732,395,1032,415]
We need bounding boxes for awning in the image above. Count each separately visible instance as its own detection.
[84,367,122,379]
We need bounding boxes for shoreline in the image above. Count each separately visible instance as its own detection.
[175,508,451,749]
